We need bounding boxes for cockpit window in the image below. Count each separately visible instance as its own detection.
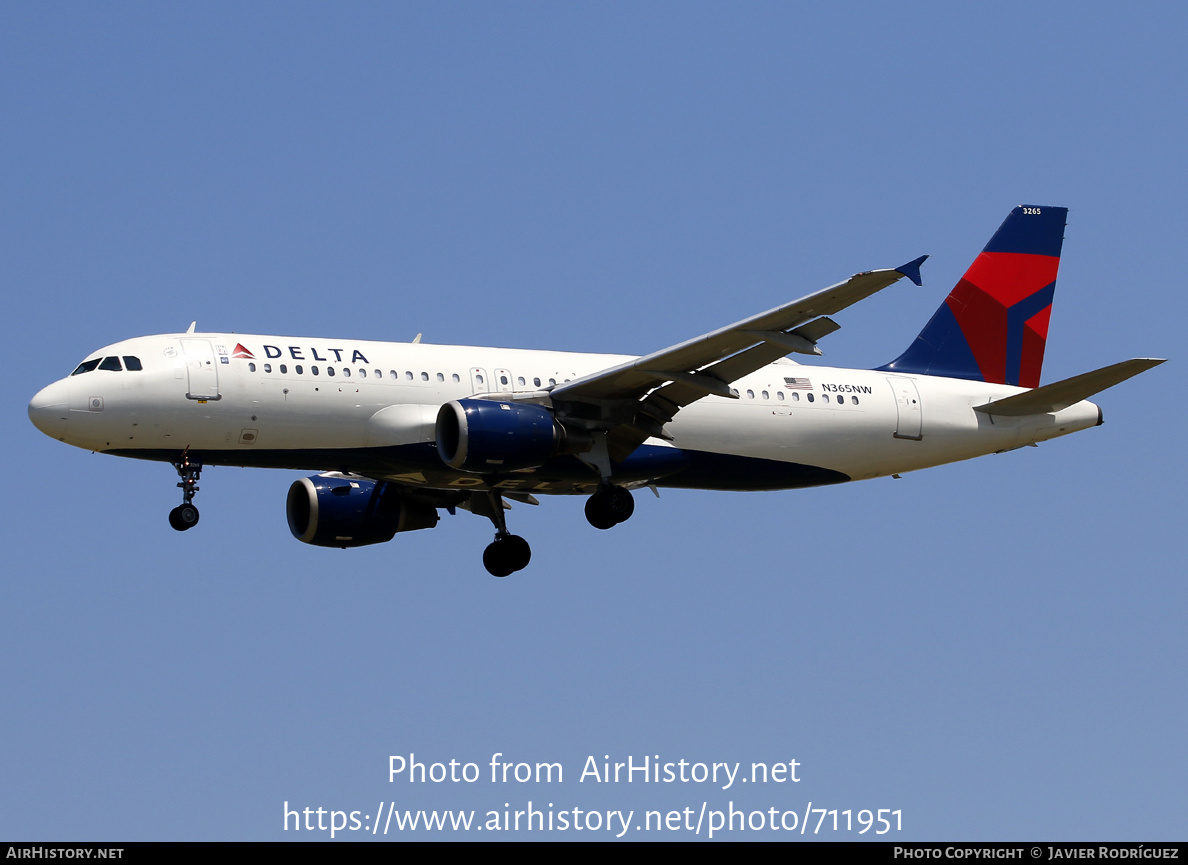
[122,356,143,371]
[98,356,123,371]
[71,359,101,376]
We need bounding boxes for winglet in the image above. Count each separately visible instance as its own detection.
[895,255,928,286]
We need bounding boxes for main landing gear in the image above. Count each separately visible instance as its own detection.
[584,484,634,530]
[475,484,635,576]
[474,491,532,578]
[168,452,203,532]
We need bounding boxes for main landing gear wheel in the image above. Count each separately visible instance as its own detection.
[483,534,532,578]
[473,490,533,577]
[168,503,200,531]
[584,485,634,530]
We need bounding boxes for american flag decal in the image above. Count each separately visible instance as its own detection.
[783,377,813,390]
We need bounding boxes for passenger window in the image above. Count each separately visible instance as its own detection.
[852,396,859,405]
[263,363,272,373]
[249,363,257,372]
[761,390,769,400]
[358,369,366,379]
[452,373,460,382]
[280,364,288,374]
[746,389,755,399]
[98,356,122,371]
[807,393,814,403]
[777,391,785,401]
[476,374,484,385]
[548,378,556,386]
[421,372,429,381]
[71,359,101,376]
[533,377,541,387]
[295,365,303,374]
[836,395,843,404]
[405,371,413,380]
[437,372,444,382]
[312,366,319,376]
[500,374,509,386]
[326,367,335,377]
[517,376,525,386]
[122,356,143,371]
[343,368,351,377]
[791,392,800,402]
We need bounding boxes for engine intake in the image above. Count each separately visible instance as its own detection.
[436,399,593,473]
[286,475,438,548]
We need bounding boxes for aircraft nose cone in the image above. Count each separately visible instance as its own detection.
[29,379,70,440]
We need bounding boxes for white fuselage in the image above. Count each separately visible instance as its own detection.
[28,332,1103,494]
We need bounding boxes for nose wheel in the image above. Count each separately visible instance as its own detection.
[169,452,203,532]
[168,503,200,531]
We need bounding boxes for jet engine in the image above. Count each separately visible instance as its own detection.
[286,474,438,548]
[435,399,592,473]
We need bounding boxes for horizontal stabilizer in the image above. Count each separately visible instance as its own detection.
[974,358,1166,416]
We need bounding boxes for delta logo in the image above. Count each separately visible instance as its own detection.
[234,343,373,365]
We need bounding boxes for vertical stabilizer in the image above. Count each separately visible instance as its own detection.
[878,206,1067,386]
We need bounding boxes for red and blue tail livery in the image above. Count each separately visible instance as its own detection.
[879,205,1067,387]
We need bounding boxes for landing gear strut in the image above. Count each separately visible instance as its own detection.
[168,451,203,532]
[474,491,532,577]
[584,485,634,530]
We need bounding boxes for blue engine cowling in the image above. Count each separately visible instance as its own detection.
[286,475,439,548]
[436,399,561,472]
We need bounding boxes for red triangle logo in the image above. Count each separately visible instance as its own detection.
[232,343,255,359]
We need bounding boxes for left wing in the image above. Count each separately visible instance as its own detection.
[547,256,927,460]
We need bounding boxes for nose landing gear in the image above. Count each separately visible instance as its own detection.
[168,451,203,532]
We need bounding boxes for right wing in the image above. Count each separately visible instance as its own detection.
[547,256,928,460]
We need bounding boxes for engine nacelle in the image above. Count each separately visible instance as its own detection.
[436,399,594,473]
[286,475,438,548]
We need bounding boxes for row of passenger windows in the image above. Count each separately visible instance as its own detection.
[248,363,464,381]
[745,388,860,405]
[71,356,143,375]
[244,363,567,387]
[241,361,857,403]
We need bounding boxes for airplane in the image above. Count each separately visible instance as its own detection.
[28,206,1164,576]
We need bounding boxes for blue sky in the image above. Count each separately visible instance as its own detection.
[2,3,1183,840]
